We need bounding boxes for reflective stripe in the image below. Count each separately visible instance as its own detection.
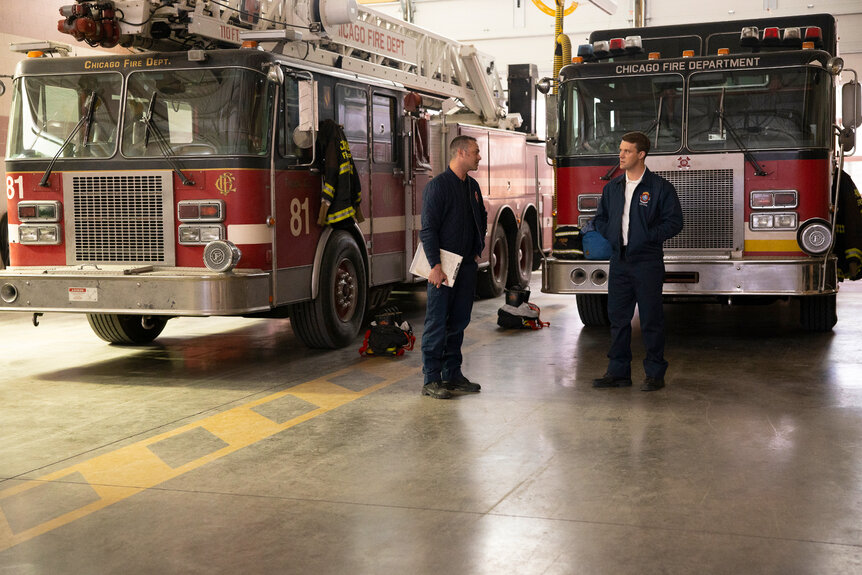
[339,162,352,175]
[322,183,335,199]
[326,206,356,223]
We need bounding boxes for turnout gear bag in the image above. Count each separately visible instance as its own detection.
[497,302,550,330]
[553,225,583,259]
[359,309,415,356]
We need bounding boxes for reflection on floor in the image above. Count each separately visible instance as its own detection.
[2,277,862,574]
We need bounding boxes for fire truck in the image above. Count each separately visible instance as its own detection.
[1,0,553,348]
[541,13,861,331]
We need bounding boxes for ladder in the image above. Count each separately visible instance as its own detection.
[110,0,513,127]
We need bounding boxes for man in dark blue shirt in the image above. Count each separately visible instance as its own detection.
[593,132,683,391]
[419,135,488,399]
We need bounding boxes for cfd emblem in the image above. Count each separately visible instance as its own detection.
[677,156,692,169]
[215,172,237,196]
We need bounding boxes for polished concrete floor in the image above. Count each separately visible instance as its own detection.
[1,275,862,574]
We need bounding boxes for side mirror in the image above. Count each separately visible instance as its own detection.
[838,128,855,152]
[294,78,318,150]
[842,80,861,129]
[544,93,558,161]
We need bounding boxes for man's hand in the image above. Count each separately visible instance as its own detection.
[428,264,448,288]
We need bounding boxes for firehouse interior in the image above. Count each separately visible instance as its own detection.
[2,1,862,573]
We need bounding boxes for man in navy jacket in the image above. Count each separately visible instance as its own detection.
[419,135,488,399]
[593,132,683,391]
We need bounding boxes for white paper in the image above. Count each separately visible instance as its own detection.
[409,243,462,287]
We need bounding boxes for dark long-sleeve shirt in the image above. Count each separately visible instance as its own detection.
[420,167,488,267]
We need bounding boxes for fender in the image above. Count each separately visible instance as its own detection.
[309,223,369,300]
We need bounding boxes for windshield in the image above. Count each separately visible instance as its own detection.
[687,66,831,151]
[6,73,122,159]
[122,67,274,157]
[559,74,684,156]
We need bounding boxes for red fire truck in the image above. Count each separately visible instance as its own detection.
[542,13,860,331]
[1,0,553,348]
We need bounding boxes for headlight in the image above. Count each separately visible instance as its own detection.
[750,212,797,230]
[797,218,832,255]
[178,224,225,245]
[18,224,60,244]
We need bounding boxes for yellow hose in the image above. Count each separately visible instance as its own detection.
[551,1,565,227]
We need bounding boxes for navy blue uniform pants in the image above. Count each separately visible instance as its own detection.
[422,261,477,384]
[606,256,668,379]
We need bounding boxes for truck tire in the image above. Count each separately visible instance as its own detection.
[87,313,168,344]
[508,221,533,289]
[290,230,367,349]
[477,224,508,299]
[799,293,837,332]
[576,294,610,327]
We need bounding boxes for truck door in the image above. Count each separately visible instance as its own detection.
[368,92,406,285]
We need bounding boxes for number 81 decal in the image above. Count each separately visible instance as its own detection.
[289,197,310,237]
[6,175,23,200]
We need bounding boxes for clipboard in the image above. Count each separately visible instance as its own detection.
[409,242,463,287]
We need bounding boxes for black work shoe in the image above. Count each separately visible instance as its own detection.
[422,381,452,399]
[592,373,633,388]
[641,376,665,391]
[443,375,481,393]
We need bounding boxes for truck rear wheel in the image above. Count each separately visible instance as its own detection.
[508,221,533,289]
[290,230,367,349]
[799,293,837,332]
[477,224,508,298]
[87,314,168,344]
[576,294,610,327]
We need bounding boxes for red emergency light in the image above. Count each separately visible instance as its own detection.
[804,26,823,48]
[762,27,780,46]
[609,38,625,53]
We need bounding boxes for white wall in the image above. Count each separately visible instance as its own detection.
[366,0,862,159]
[365,0,862,78]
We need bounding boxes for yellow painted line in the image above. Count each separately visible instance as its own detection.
[0,363,417,551]
[0,303,563,551]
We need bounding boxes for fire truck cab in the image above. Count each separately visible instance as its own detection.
[542,13,861,331]
[1,0,553,348]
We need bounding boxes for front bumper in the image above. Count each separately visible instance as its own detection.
[0,267,272,315]
[542,256,838,296]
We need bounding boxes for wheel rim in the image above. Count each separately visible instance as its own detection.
[518,233,530,275]
[333,258,358,322]
[493,236,506,284]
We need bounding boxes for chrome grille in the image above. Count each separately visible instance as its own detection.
[653,169,734,250]
[65,172,174,265]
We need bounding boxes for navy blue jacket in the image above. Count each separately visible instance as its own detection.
[595,167,683,262]
[420,167,488,267]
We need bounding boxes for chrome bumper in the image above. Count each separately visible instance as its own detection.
[542,256,838,296]
[0,267,272,315]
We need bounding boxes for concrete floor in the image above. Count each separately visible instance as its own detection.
[1,275,862,574]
